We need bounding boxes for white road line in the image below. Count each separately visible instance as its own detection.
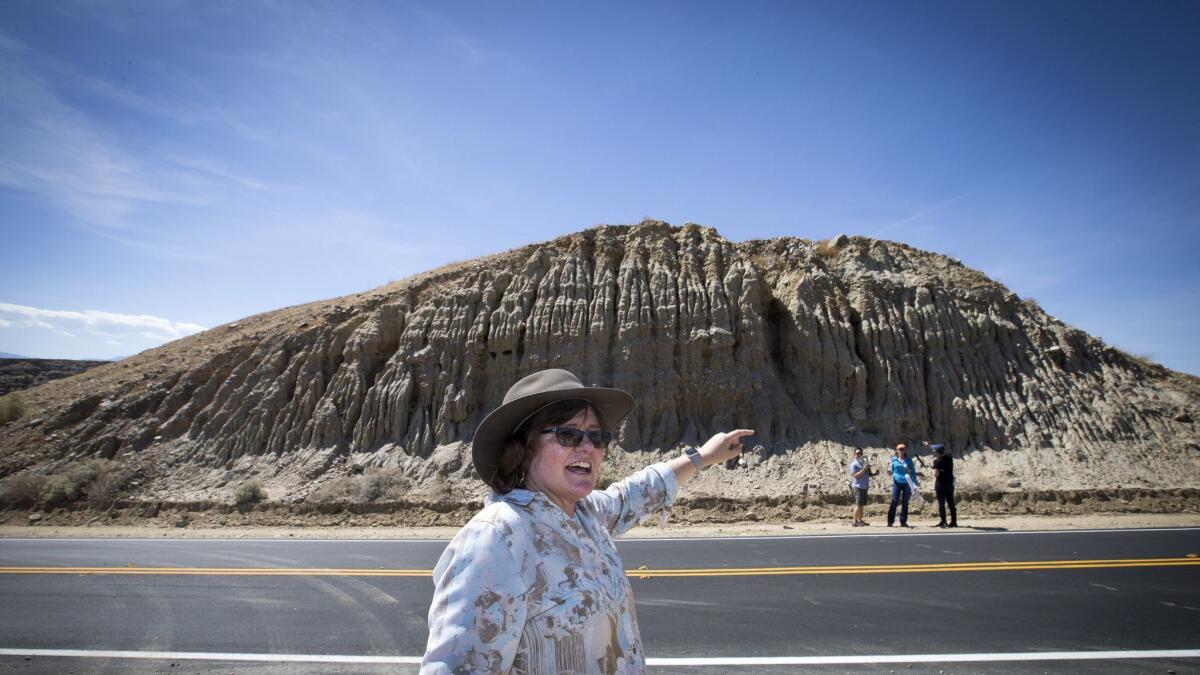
[0,649,419,664]
[0,535,451,540]
[1,648,1197,666]
[651,650,1200,665]
[625,526,1200,542]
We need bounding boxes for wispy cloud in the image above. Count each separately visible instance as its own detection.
[0,303,205,343]
[164,154,271,193]
[286,209,423,258]
[0,28,277,242]
[986,258,1076,296]
[0,67,172,226]
[871,189,978,239]
[0,28,25,52]
[449,34,491,65]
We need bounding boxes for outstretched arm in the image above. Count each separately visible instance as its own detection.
[668,429,755,483]
[587,429,755,536]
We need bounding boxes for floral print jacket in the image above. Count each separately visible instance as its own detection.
[421,463,679,674]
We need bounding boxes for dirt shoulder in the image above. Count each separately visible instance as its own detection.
[1,512,1195,540]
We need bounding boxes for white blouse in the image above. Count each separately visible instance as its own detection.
[421,463,678,674]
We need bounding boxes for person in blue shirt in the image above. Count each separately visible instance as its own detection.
[887,444,917,527]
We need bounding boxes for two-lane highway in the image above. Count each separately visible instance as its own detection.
[1,527,1198,673]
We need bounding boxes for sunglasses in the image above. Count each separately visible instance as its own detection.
[541,427,612,449]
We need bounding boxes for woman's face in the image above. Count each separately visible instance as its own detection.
[525,406,605,515]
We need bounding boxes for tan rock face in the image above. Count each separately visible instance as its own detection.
[1,222,1197,502]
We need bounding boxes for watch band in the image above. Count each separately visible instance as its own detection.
[684,446,704,471]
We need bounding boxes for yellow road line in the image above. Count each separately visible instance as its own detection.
[0,567,430,576]
[0,557,1197,577]
[630,557,1200,577]
[631,558,1200,577]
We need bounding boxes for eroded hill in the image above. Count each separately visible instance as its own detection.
[1,222,1197,513]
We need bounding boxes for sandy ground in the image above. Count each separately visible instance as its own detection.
[1,512,1196,540]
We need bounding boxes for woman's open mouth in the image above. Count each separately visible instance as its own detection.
[566,460,592,476]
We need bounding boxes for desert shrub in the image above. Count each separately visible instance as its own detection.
[0,473,48,507]
[86,468,130,501]
[1,461,130,507]
[816,239,840,257]
[41,460,130,505]
[307,477,358,504]
[358,468,407,501]
[234,479,266,505]
[0,393,24,425]
[308,469,408,504]
[1129,352,1161,368]
[39,475,80,504]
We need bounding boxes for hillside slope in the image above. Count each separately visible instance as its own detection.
[1,222,1196,506]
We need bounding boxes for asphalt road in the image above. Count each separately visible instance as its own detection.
[1,527,1198,674]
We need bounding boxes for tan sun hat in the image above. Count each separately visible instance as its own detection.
[471,369,635,492]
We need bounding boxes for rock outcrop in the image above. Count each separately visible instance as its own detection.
[1,222,1197,504]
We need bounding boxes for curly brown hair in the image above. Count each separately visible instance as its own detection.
[491,399,608,494]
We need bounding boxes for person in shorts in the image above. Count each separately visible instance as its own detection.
[849,448,871,526]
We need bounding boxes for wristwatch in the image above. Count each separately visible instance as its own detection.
[684,446,705,471]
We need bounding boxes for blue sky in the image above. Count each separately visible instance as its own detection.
[1,1,1197,374]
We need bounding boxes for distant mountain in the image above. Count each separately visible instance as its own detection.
[0,353,29,359]
[0,358,110,396]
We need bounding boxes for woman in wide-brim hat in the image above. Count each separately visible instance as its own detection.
[421,369,752,674]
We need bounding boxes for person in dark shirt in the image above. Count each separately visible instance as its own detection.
[924,441,957,527]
